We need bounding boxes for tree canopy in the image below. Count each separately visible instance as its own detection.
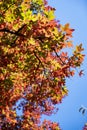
[0,0,84,129]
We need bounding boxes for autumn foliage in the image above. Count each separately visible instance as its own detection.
[83,124,87,130]
[0,0,84,129]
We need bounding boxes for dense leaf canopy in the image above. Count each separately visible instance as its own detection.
[0,0,84,129]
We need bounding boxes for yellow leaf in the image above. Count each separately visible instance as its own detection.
[51,60,61,70]
[29,37,36,45]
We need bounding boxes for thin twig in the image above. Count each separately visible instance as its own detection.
[33,51,45,69]
[52,48,65,65]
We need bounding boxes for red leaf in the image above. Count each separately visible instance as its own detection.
[79,70,84,77]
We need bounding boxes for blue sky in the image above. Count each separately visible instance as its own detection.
[42,0,87,130]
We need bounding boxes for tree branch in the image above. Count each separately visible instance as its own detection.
[33,51,45,69]
[0,24,26,37]
[52,48,65,65]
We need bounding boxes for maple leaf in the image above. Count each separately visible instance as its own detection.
[79,70,84,77]
[66,41,73,48]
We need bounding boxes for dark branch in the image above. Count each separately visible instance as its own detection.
[52,48,65,65]
[0,25,26,37]
[0,28,25,37]
[33,51,45,68]
[16,24,26,34]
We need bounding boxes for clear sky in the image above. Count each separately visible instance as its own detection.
[42,0,87,130]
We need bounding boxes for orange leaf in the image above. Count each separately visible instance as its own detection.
[67,41,73,47]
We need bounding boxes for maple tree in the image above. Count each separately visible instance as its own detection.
[0,0,84,129]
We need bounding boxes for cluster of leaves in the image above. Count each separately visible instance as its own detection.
[0,0,84,129]
[83,124,87,130]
